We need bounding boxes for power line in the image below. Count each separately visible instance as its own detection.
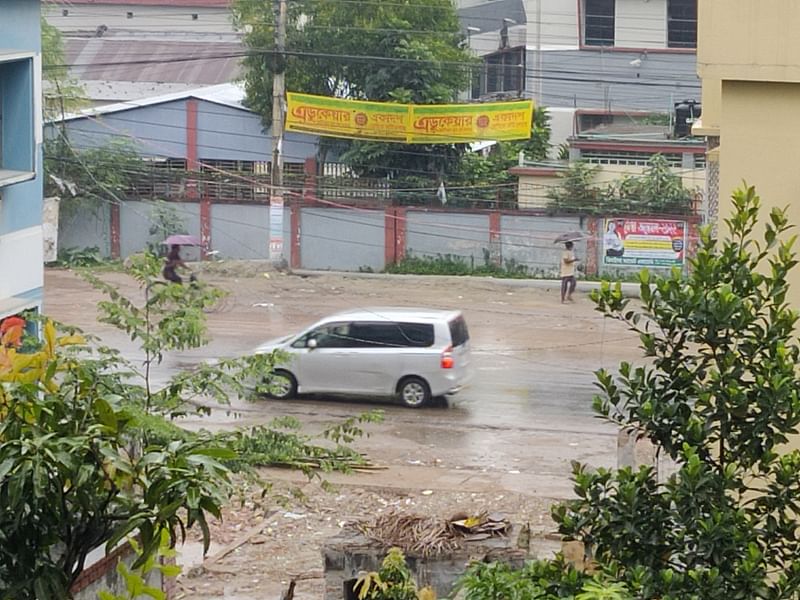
[45,44,700,90]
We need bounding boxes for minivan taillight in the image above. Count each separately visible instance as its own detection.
[441,345,454,369]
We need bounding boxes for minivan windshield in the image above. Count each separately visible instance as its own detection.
[448,316,470,347]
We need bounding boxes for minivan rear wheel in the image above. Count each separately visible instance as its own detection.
[267,370,297,400]
[398,376,431,408]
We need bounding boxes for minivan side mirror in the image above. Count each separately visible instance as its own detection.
[307,338,318,350]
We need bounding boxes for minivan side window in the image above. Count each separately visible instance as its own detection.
[448,316,470,347]
[293,322,355,348]
[349,322,434,348]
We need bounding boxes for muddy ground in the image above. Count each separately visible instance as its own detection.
[43,265,643,599]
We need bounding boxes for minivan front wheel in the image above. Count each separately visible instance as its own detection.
[398,376,431,408]
[267,370,297,400]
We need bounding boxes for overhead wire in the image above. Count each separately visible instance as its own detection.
[51,114,701,265]
[42,1,644,376]
[48,99,646,372]
[45,0,698,38]
[45,47,701,92]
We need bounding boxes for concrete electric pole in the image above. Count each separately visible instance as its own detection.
[270,0,287,263]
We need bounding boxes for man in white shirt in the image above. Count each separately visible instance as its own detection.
[560,241,578,303]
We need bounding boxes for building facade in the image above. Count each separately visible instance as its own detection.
[460,0,700,113]
[49,83,321,260]
[1,0,44,326]
[694,0,800,306]
[46,0,240,106]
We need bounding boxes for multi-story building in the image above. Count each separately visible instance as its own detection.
[1,0,44,328]
[45,0,240,106]
[459,0,700,113]
[694,0,800,304]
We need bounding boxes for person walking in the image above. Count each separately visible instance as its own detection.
[560,241,578,303]
[163,244,190,284]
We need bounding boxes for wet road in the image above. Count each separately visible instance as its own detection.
[44,267,641,498]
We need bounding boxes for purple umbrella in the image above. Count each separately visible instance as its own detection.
[162,234,202,246]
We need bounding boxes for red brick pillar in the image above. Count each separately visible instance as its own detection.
[185,99,198,172]
[385,207,407,266]
[585,217,599,277]
[200,196,211,260]
[290,200,302,269]
[488,211,502,266]
[384,207,397,267]
[303,157,317,201]
[395,208,407,262]
[110,202,121,259]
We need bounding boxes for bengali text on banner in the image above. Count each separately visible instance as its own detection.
[285,93,533,143]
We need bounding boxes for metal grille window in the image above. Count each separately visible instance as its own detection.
[581,150,684,167]
[584,0,615,46]
[668,0,697,48]
[484,47,525,95]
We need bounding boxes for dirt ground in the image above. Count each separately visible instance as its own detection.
[43,265,643,599]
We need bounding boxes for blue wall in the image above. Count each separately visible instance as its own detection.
[1,58,34,171]
[0,151,42,235]
[59,98,319,163]
[1,0,42,53]
[0,0,42,237]
[66,101,189,158]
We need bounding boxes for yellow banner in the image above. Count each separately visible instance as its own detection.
[285,92,533,143]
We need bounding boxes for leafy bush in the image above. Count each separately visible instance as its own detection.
[386,249,529,279]
[0,252,380,596]
[355,548,436,600]
[457,187,800,597]
[546,155,695,216]
[55,246,104,267]
[457,559,628,599]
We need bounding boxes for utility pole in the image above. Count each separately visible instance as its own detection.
[269,0,287,263]
[534,0,542,106]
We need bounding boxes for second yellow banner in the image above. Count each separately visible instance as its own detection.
[285,93,533,143]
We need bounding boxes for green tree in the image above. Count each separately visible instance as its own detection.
[451,106,551,207]
[458,186,800,598]
[609,154,695,215]
[0,257,378,596]
[563,186,800,597]
[44,138,144,219]
[355,548,436,600]
[234,0,473,179]
[546,155,696,216]
[0,322,233,596]
[545,161,607,214]
[41,15,86,120]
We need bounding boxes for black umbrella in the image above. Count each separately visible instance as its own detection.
[553,231,586,244]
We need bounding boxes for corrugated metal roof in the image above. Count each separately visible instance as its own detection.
[458,0,526,32]
[53,82,248,123]
[55,0,230,7]
[65,38,242,84]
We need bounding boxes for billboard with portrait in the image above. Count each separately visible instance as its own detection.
[603,218,687,267]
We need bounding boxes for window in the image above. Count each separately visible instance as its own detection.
[584,0,615,46]
[448,316,470,347]
[668,0,697,48]
[349,322,435,348]
[295,322,354,348]
[483,47,525,96]
[0,54,35,188]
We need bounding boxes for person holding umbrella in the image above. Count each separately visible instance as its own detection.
[560,242,579,303]
[553,231,583,303]
[162,234,200,284]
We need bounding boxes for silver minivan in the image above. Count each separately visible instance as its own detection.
[255,307,472,407]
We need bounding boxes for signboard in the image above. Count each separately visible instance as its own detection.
[409,101,532,143]
[269,195,284,261]
[602,218,686,268]
[286,92,533,143]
